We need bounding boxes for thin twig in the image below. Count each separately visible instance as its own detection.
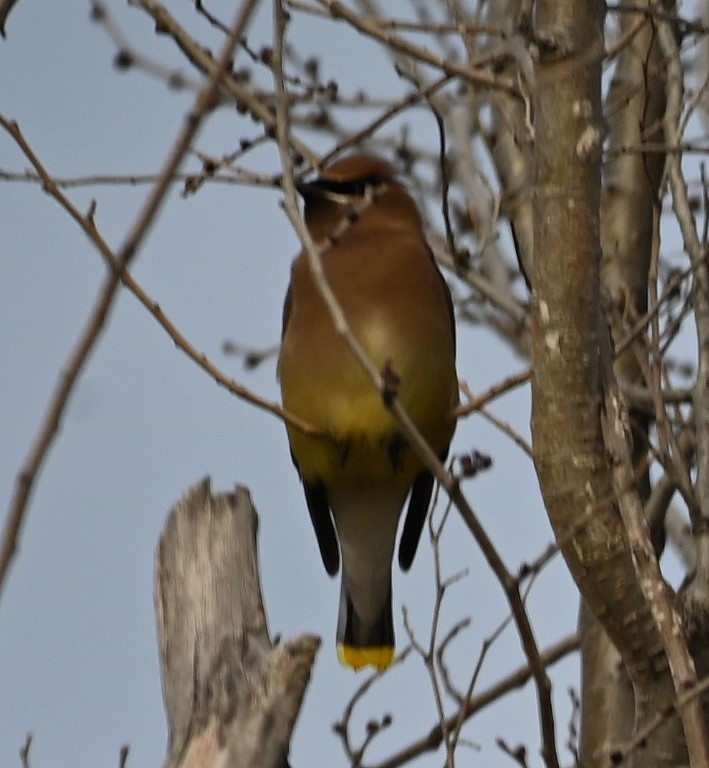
[419,496,460,766]
[320,73,454,171]
[133,0,319,168]
[368,635,578,768]
[273,1,392,404]
[20,734,32,768]
[427,101,458,267]
[334,647,412,763]
[657,14,709,537]
[287,0,506,35]
[311,0,518,94]
[433,241,530,326]
[455,369,531,417]
[459,382,533,457]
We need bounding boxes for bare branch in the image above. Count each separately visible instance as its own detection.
[368,635,579,768]
[656,15,709,540]
[454,369,530,418]
[601,382,709,763]
[311,0,519,93]
[19,733,32,768]
[131,0,319,169]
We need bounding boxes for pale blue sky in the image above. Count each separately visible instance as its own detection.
[1,3,593,767]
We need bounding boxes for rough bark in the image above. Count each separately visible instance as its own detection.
[486,0,535,286]
[155,478,319,768]
[531,0,683,764]
[578,604,635,760]
[582,6,671,763]
[602,2,668,544]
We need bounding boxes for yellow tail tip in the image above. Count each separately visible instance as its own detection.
[337,643,395,671]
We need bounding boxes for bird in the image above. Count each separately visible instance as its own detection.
[277,153,458,670]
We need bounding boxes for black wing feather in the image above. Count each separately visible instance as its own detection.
[302,476,340,576]
[398,450,450,571]
[398,471,434,571]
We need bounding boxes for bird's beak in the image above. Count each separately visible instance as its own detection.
[295,179,318,199]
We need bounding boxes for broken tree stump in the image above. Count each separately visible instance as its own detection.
[155,478,320,768]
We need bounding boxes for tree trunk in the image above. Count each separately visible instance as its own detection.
[531,0,685,764]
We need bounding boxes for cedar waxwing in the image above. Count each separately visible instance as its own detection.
[278,154,458,670]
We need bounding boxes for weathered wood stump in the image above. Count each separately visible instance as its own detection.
[155,478,319,768]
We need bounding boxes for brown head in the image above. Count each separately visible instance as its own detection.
[296,154,422,241]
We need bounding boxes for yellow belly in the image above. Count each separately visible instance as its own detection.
[282,363,454,485]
